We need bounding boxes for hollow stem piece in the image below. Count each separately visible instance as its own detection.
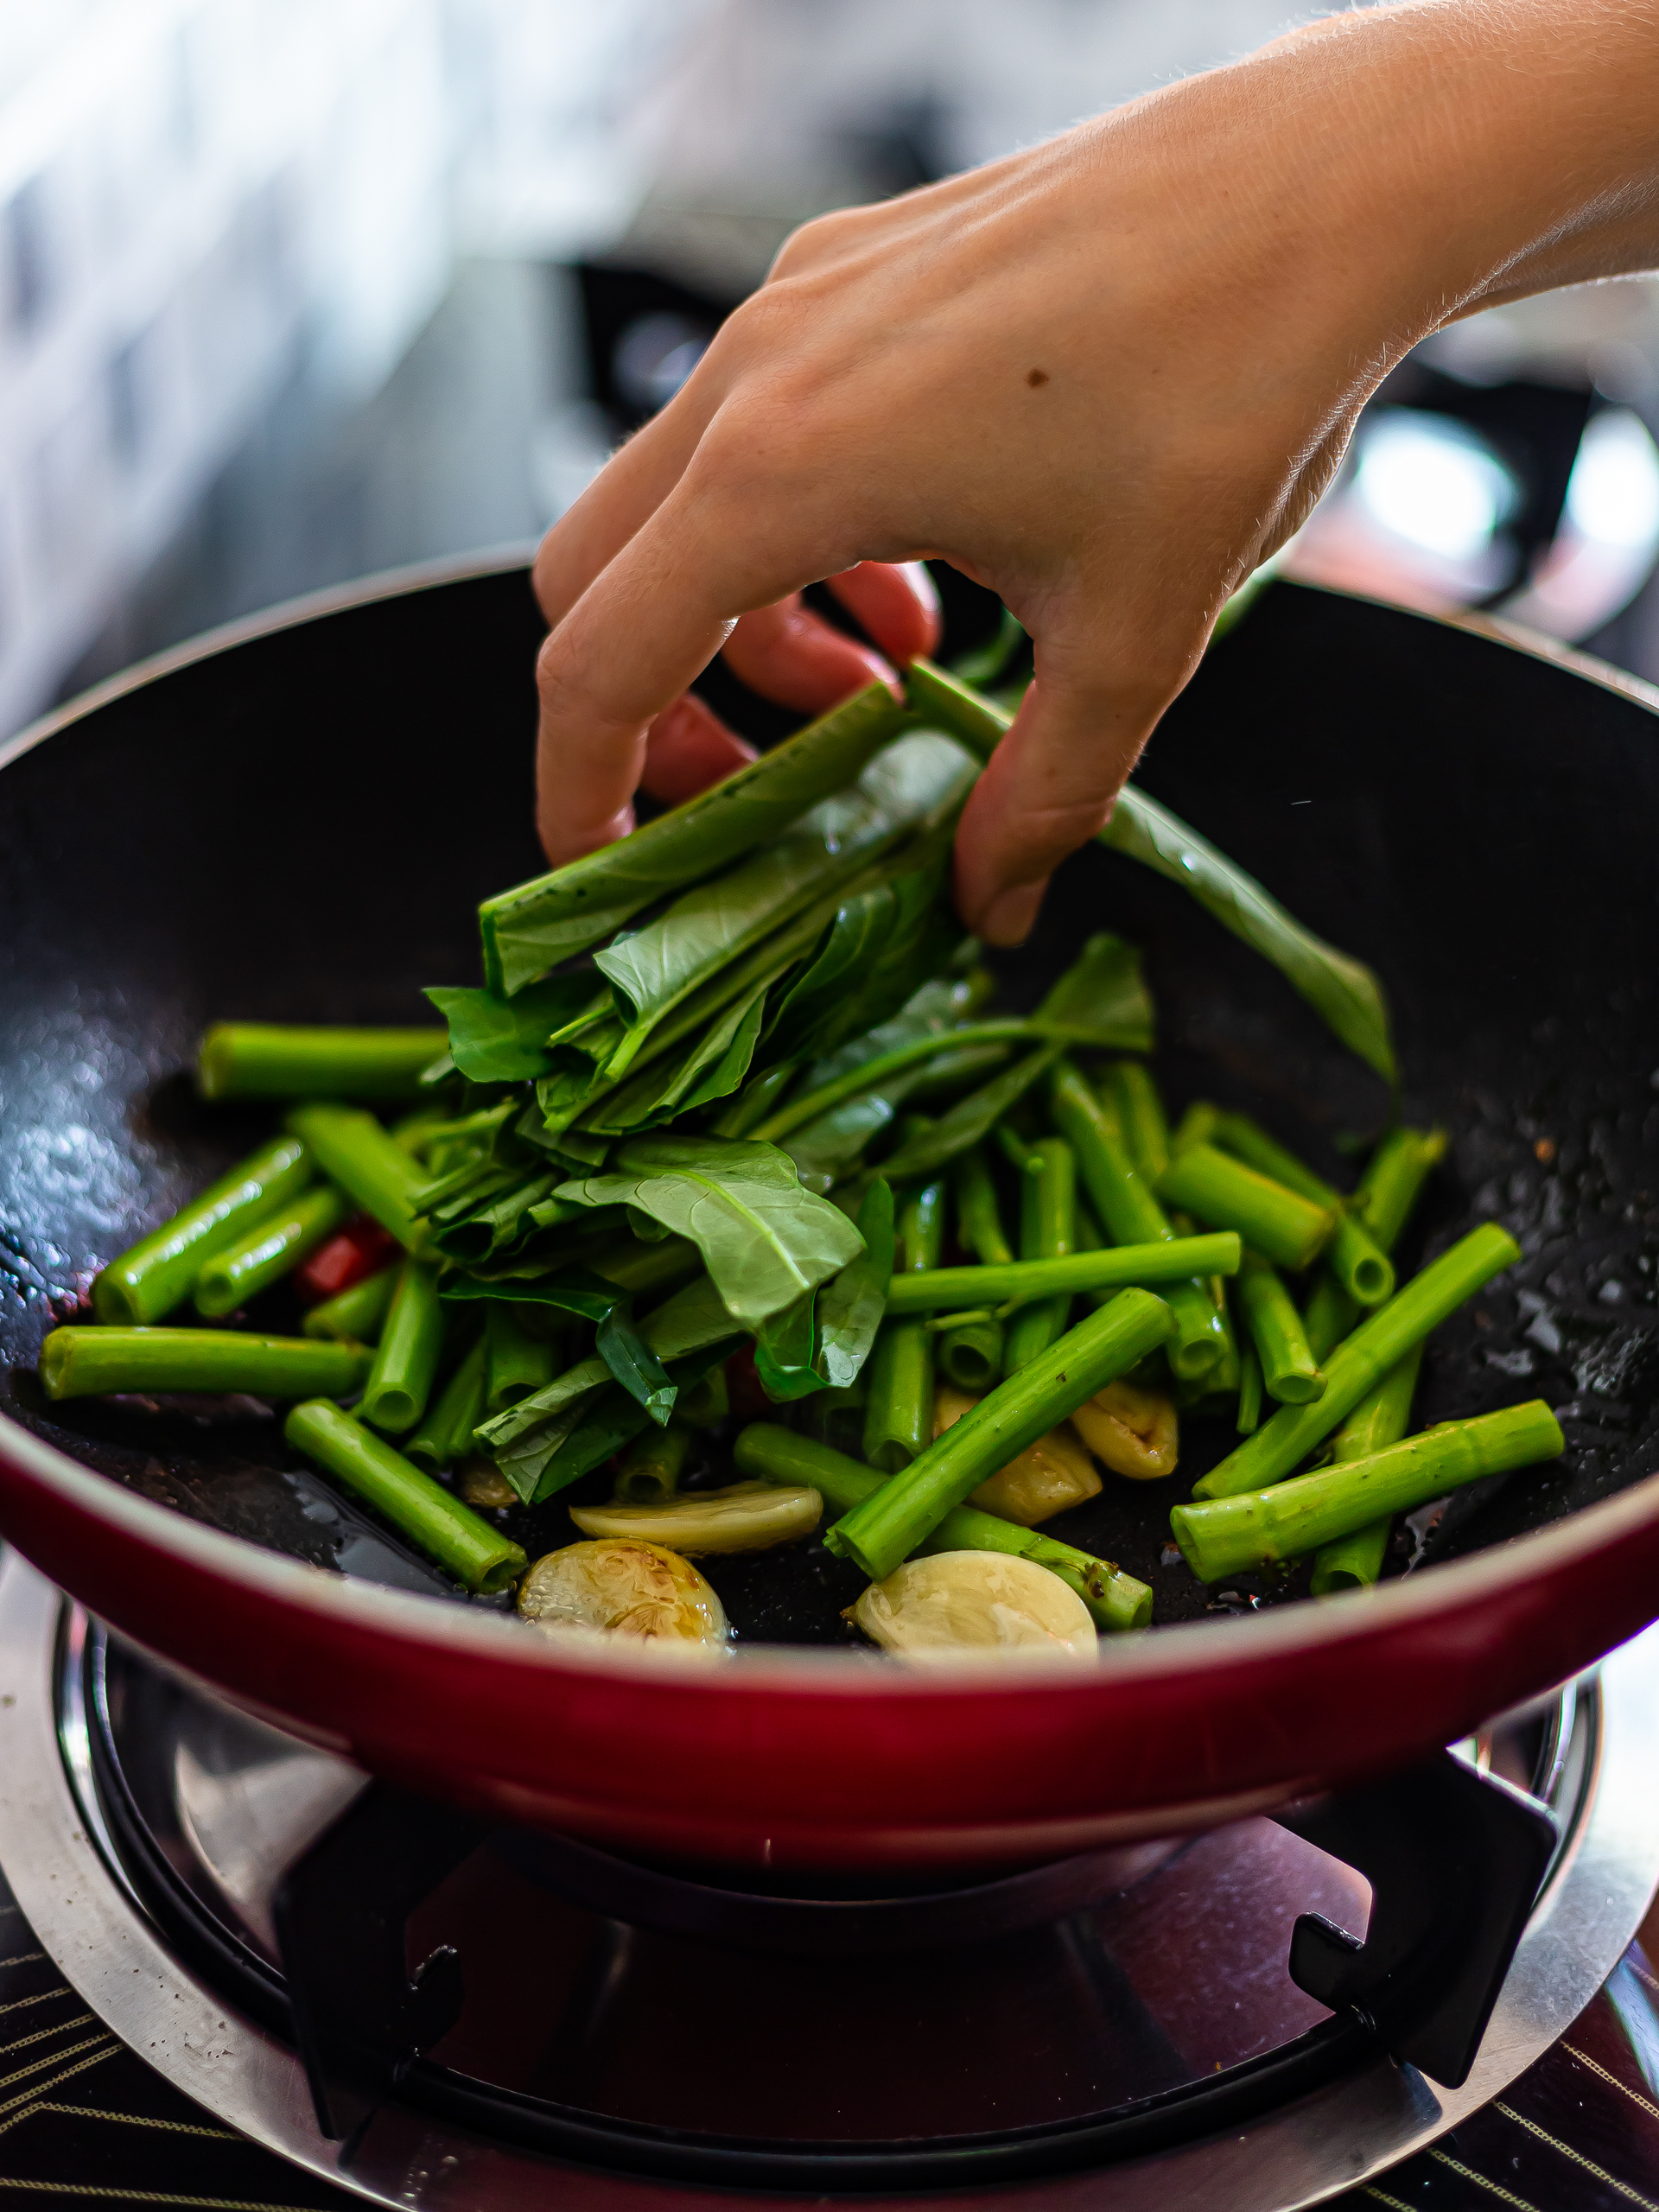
[1193,1223,1522,1500]
[93,1136,315,1325]
[1173,1400,1562,1582]
[828,1288,1177,1581]
[194,1184,350,1318]
[284,1400,525,1592]
[40,1327,369,1402]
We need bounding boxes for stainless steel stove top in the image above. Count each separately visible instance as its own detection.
[3,1544,1659,2210]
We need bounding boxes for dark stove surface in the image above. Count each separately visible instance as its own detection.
[0,1858,1656,2212]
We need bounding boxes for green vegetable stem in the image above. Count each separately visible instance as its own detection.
[941,1147,1011,1389]
[735,1424,1151,1631]
[1004,1137,1076,1373]
[1210,1109,1393,1307]
[1155,1144,1335,1274]
[1100,1061,1170,1179]
[1193,1222,1522,1499]
[1236,1344,1264,1434]
[302,1264,398,1344]
[862,1179,946,1472]
[193,1184,351,1319]
[903,658,1396,1084]
[285,1103,429,1251]
[478,679,911,995]
[1309,1343,1426,1594]
[1306,1125,1451,1360]
[486,1301,559,1414]
[94,1135,315,1325]
[882,1235,1241,1313]
[1236,1250,1325,1405]
[39,1327,370,1402]
[954,1147,1014,1265]
[829,1288,1176,1581]
[1048,1063,1227,1380]
[284,1401,526,1592]
[198,1025,445,1100]
[359,1258,447,1433]
[615,1421,694,1503]
[753,1021,1034,1146]
[1172,1400,1562,1582]
[406,1331,489,1470]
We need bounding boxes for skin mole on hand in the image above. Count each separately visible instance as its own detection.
[1027,367,1050,388]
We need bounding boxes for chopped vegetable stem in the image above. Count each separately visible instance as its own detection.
[199,1025,445,1100]
[39,1327,369,1402]
[194,1184,350,1319]
[1048,1063,1227,1379]
[286,1103,429,1252]
[862,1179,945,1471]
[1193,1223,1522,1499]
[93,1135,315,1325]
[359,1258,446,1433]
[284,1400,525,1592]
[828,1288,1177,1580]
[1004,1137,1076,1373]
[302,1262,398,1344]
[1308,1343,1425,1593]
[1155,1143,1335,1274]
[1236,1250,1325,1405]
[1173,1401,1563,1581]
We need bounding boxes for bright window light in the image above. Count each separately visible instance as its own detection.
[1564,409,1659,550]
[1353,410,1521,563]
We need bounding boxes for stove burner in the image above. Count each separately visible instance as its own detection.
[1,1548,1654,2210]
[58,1594,1555,2195]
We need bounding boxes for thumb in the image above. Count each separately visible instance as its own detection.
[951,623,1197,945]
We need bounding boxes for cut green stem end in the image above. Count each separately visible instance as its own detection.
[284,1400,525,1592]
[1173,1400,1563,1582]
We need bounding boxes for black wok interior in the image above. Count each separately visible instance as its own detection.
[2,566,1657,1637]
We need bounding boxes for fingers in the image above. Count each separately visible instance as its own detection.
[825,560,942,664]
[720,595,897,715]
[951,629,1191,945]
[535,461,830,866]
[531,385,713,630]
[640,694,756,807]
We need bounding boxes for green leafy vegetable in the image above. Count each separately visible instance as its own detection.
[752,1177,895,1400]
[596,1300,677,1425]
[1035,932,1154,1052]
[593,732,976,1077]
[875,1046,1064,1181]
[902,658,1395,1083]
[555,1135,864,1327]
[479,679,912,994]
[424,976,597,1083]
[529,1343,733,1503]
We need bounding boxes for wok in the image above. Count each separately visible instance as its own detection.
[2,552,1657,1873]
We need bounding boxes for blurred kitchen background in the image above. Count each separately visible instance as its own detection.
[4,0,1659,742]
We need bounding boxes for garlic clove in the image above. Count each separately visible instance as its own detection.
[518,1539,728,1646]
[569,1481,822,1554]
[934,1383,1103,1527]
[1071,1378,1179,1480]
[853,1551,1097,1661]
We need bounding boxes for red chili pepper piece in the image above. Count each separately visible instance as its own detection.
[294,1215,399,1305]
[724,1343,773,1427]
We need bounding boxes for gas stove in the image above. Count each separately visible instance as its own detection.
[2,1542,1658,2211]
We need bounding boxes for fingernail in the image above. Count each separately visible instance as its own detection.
[979,880,1048,946]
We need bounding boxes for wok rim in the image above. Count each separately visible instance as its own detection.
[3,550,1658,1706]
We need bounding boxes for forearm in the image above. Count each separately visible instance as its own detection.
[1240,3,1659,340]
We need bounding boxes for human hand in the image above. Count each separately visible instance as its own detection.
[533,0,1659,943]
